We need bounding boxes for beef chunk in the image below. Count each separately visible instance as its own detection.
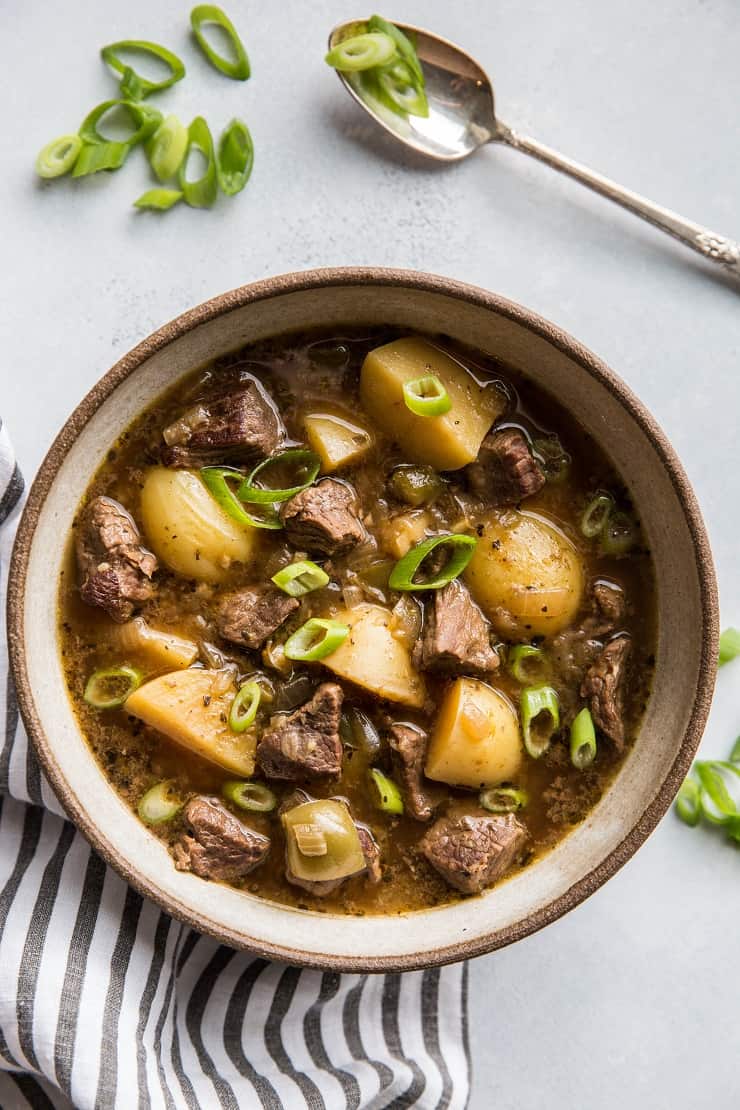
[581,635,631,751]
[172,796,270,881]
[416,579,499,677]
[466,428,545,505]
[161,379,283,467]
[388,724,437,822]
[216,586,299,650]
[420,813,527,894]
[76,495,157,623]
[257,683,343,780]
[590,580,626,636]
[280,479,366,556]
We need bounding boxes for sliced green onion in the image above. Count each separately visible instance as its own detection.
[521,685,560,758]
[84,664,142,709]
[369,768,404,814]
[569,707,597,770]
[217,118,254,196]
[71,141,130,176]
[137,780,184,825]
[190,5,250,80]
[580,493,614,539]
[367,15,424,85]
[78,99,162,147]
[479,786,528,813]
[325,32,397,72]
[694,760,740,823]
[229,681,261,732]
[101,41,186,100]
[238,450,321,504]
[532,435,571,484]
[675,776,702,827]
[35,134,82,178]
[146,115,188,181]
[388,533,477,591]
[179,116,218,209]
[600,511,639,557]
[719,627,740,667]
[402,375,451,417]
[271,560,329,597]
[283,618,349,662]
[730,736,740,765]
[507,644,547,684]
[222,780,276,812]
[376,59,429,118]
[200,467,282,529]
[134,188,182,211]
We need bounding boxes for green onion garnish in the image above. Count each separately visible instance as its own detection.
[402,375,451,417]
[376,59,429,118]
[719,627,740,667]
[580,492,614,539]
[190,5,250,80]
[217,118,254,196]
[146,115,189,181]
[600,511,639,557]
[100,41,186,100]
[730,736,740,764]
[369,768,404,814]
[479,786,528,813]
[388,533,477,591]
[72,141,130,177]
[137,780,184,825]
[569,706,597,770]
[84,664,142,709]
[271,560,330,598]
[507,644,547,684]
[179,116,218,208]
[283,618,349,662]
[694,760,740,824]
[521,685,560,758]
[134,188,183,211]
[367,14,423,85]
[78,99,162,148]
[200,466,282,529]
[325,32,397,72]
[237,449,321,505]
[675,776,702,827]
[228,681,262,733]
[35,134,82,178]
[222,780,276,813]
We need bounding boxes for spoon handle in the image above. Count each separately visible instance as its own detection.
[497,124,739,279]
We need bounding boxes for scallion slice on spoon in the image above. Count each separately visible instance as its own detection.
[190,5,250,80]
[217,118,254,196]
[147,115,189,181]
[101,40,186,100]
[325,32,397,72]
[134,188,183,211]
[179,116,218,208]
[35,134,82,178]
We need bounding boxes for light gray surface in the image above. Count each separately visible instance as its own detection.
[2,1,739,1107]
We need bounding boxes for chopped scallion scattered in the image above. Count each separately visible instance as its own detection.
[402,375,451,417]
[507,644,547,685]
[271,560,330,597]
[217,118,254,196]
[134,188,182,210]
[190,4,250,80]
[84,664,142,709]
[388,533,476,591]
[200,466,282,529]
[137,780,184,824]
[283,618,349,662]
[179,116,218,208]
[719,627,740,667]
[325,32,397,72]
[580,492,614,539]
[72,141,130,176]
[675,776,702,827]
[521,685,560,758]
[101,40,186,100]
[78,99,162,147]
[228,681,261,732]
[569,706,597,770]
[479,786,528,813]
[369,768,404,814]
[146,115,189,181]
[35,134,82,178]
[222,780,277,813]
[238,450,321,504]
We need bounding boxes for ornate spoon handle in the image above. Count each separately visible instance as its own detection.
[497,123,740,278]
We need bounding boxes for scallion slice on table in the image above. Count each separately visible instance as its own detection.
[79,99,162,147]
[520,685,560,758]
[675,776,702,827]
[369,768,404,814]
[35,134,82,178]
[402,375,451,416]
[479,786,528,813]
[222,780,276,813]
[200,466,282,529]
[569,706,597,770]
[228,681,262,732]
[388,533,477,591]
[719,627,740,667]
[272,560,329,597]
[507,644,547,684]
[283,618,349,662]
[84,664,142,709]
[325,32,397,72]
[580,492,614,538]
[190,5,250,80]
[179,116,218,208]
[147,115,189,181]
[217,118,254,196]
[101,41,186,100]
[238,450,321,504]
[693,760,740,824]
[730,736,740,764]
[72,141,130,176]
[134,188,182,210]
[137,780,184,824]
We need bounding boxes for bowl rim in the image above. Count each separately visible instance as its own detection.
[6,266,719,971]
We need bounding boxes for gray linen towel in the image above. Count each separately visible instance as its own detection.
[0,423,470,1110]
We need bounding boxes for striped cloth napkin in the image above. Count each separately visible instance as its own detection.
[0,421,470,1110]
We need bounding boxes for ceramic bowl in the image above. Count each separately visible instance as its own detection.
[7,268,718,971]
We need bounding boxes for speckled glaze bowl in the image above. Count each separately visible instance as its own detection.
[7,269,718,971]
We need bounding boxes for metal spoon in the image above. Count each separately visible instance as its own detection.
[329,20,739,280]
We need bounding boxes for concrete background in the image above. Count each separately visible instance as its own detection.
[2,1,739,1106]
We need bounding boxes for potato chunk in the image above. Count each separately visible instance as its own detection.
[425,678,522,788]
[464,510,584,638]
[304,413,374,473]
[321,604,427,708]
[140,468,261,584]
[360,338,506,470]
[125,668,255,776]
